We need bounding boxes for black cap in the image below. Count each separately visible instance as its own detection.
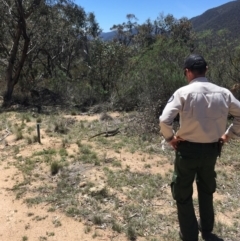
[183,54,207,69]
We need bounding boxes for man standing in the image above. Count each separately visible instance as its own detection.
[159,54,240,241]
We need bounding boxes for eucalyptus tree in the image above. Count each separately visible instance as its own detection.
[27,2,87,91]
[0,0,101,105]
[133,18,155,48]
[85,39,131,101]
[153,14,195,51]
[110,14,138,46]
[0,0,42,105]
[193,29,240,91]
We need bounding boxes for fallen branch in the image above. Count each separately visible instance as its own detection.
[89,128,120,139]
[0,128,11,142]
[127,213,139,219]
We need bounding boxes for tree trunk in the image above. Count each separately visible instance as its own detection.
[3,0,38,107]
[3,78,16,106]
[3,23,22,106]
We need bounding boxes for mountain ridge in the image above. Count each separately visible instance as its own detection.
[100,1,240,41]
[191,0,240,37]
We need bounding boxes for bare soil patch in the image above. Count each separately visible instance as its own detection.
[0,110,239,241]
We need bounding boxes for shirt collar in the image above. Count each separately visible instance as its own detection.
[189,77,208,84]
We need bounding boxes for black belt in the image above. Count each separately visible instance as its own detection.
[181,141,218,146]
[179,139,223,157]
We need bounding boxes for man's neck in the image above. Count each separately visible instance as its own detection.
[188,75,205,83]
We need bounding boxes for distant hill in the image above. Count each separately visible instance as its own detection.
[100,1,240,41]
[100,31,116,41]
[191,0,240,37]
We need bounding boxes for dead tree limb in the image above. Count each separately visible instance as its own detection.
[89,128,120,139]
[0,128,11,142]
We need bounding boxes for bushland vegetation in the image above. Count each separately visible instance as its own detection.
[1,1,240,133]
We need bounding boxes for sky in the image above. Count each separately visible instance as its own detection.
[74,0,234,32]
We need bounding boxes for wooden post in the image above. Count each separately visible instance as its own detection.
[37,123,41,144]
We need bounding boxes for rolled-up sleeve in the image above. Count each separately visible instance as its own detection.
[159,91,182,140]
[225,93,240,138]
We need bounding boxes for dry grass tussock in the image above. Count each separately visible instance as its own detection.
[0,107,240,241]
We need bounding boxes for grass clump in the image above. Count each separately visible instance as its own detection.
[33,148,57,156]
[59,148,68,157]
[66,206,81,217]
[92,215,103,225]
[78,144,99,164]
[54,119,70,134]
[84,226,91,234]
[22,236,28,241]
[26,135,39,144]
[127,225,137,241]
[112,221,122,233]
[15,130,23,140]
[21,114,31,123]
[50,161,62,175]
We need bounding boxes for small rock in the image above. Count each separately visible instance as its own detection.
[79,182,87,188]
[89,184,106,195]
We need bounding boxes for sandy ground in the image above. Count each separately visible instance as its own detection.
[0,162,103,241]
[0,112,153,241]
[0,111,236,241]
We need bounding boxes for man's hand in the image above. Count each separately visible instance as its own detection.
[218,134,229,158]
[168,136,185,150]
[220,134,230,143]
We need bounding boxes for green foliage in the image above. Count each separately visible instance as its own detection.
[85,39,131,101]
[194,29,240,91]
[127,225,137,241]
[22,236,28,241]
[50,161,62,175]
[92,215,103,225]
[1,1,240,139]
[15,130,24,141]
[113,37,187,131]
[112,221,123,233]
[0,0,101,104]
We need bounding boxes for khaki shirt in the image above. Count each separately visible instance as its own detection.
[159,77,240,143]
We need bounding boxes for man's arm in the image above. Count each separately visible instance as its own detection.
[225,92,240,139]
[159,91,182,142]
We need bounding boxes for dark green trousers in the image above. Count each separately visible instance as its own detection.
[171,141,219,241]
